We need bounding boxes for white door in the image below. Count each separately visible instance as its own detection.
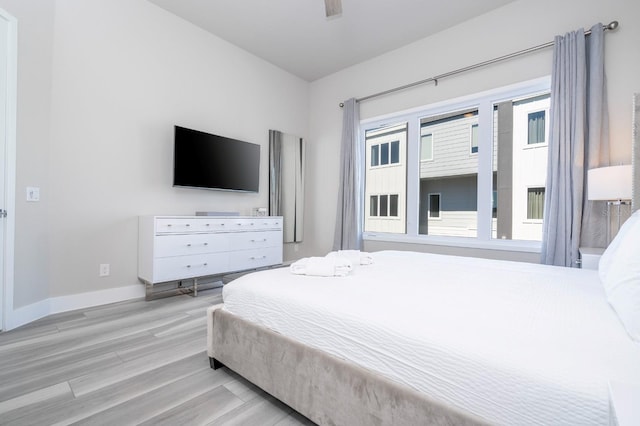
[0,8,16,331]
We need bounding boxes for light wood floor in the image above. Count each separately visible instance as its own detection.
[0,288,315,425]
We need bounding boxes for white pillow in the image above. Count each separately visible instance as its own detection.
[598,209,640,341]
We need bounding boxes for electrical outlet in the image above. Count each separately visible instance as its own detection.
[99,264,110,277]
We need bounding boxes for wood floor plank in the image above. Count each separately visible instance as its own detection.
[137,383,244,426]
[68,334,206,397]
[0,331,155,381]
[207,395,293,426]
[0,351,122,402]
[0,382,74,419]
[70,366,236,425]
[3,353,211,426]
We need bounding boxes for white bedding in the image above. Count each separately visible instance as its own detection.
[222,251,640,425]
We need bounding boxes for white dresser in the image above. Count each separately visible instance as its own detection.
[138,215,283,296]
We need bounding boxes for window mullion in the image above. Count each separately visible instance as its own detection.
[476,99,493,241]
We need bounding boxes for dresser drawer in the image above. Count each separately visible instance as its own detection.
[228,247,283,272]
[156,218,232,234]
[153,253,229,283]
[226,218,282,231]
[154,233,230,258]
[227,230,282,250]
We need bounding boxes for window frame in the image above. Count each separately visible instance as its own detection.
[420,132,434,162]
[470,123,479,154]
[526,186,545,222]
[427,193,441,220]
[360,76,550,253]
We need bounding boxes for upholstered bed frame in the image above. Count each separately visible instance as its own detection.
[206,305,487,426]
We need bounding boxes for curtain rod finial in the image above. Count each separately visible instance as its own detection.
[339,102,344,108]
[607,21,619,30]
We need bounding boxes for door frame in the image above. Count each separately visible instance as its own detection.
[1,7,17,331]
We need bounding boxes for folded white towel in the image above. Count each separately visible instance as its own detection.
[326,250,374,266]
[290,256,353,277]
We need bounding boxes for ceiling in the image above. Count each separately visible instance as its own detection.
[147,0,517,82]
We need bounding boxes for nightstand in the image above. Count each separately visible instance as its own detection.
[609,381,640,426]
[579,247,605,270]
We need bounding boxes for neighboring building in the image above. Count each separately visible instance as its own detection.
[364,94,550,241]
[364,123,407,234]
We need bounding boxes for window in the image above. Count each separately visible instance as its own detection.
[371,145,379,167]
[420,133,433,161]
[471,124,479,153]
[370,195,378,216]
[368,194,399,218]
[361,78,550,247]
[370,141,400,167]
[364,123,407,234]
[428,193,440,218]
[527,188,545,220]
[528,110,546,144]
[418,108,478,237]
[380,142,389,165]
[390,141,400,164]
[495,93,550,241]
[389,194,399,217]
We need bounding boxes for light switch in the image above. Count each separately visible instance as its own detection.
[26,187,40,202]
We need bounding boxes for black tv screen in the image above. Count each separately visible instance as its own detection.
[173,126,260,192]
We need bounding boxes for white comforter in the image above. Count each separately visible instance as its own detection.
[222,251,640,425]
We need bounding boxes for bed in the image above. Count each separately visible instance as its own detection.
[207,214,640,425]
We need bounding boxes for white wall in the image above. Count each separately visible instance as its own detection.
[0,0,55,309]
[307,0,640,260]
[1,0,309,319]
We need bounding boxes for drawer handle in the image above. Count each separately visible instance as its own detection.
[186,224,190,227]
[167,224,172,227]
[203,263,208,266]
[187,243,192,247]
[250,223,254,226]
[250,255,267,260]
[206,223,210,227]
[251,239,267,243]
[221,223,225,226]
[236,223,242,226]
[204,242,208,246]
[186,265,191,268]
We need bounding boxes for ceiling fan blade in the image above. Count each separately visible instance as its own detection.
[325,0,342,17]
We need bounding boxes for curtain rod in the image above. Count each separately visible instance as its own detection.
[339,20,619,108]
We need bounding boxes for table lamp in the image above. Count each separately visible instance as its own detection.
[587,165,632,244]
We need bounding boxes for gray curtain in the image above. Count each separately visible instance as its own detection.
[333,98,362,250]
[541,24,609,266]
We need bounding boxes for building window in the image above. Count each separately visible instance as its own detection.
[420,133,433,161]
[527,188,545,220]
[390,141,400,164]
[389,194,399,217]
[370,141,401,168]
[428,193,440,218]
[379,195,388,216]
[371,145,379,167]
[528,110,546,144]
[471,124,479,153]
[370,195,378,216]
[368,194,399,217]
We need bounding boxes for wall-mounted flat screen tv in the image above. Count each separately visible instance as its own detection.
[173,126,260,193]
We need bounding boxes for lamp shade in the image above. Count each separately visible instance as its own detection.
[587,165,632,200]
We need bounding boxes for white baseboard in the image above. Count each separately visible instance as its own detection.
[6,285,145,330]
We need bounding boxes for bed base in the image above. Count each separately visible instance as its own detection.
[207,305,487,426]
